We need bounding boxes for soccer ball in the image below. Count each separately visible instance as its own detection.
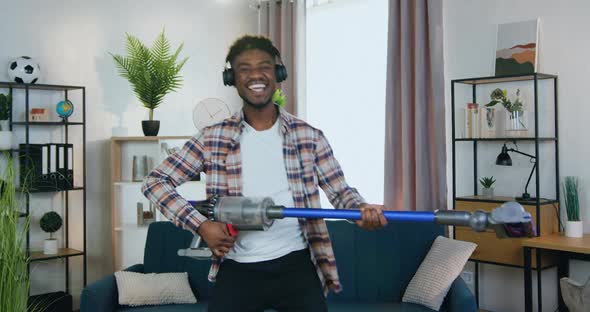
[8,56,41,84]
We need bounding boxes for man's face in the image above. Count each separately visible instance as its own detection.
[232,49,277,109]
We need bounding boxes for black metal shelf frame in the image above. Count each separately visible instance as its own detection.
[450,73,559,311]
[1,81,87,297]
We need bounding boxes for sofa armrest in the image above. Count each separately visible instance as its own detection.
[80,264,145,312]
[124,263,145,273]
[443,277,477,312]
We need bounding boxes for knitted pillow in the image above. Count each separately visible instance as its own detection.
[402,236,476,310]
[114,271,196,306]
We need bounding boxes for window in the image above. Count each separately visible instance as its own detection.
[306,0,388,207]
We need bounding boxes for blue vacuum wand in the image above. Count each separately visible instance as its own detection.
[188,196,536,238]
[178,196,536,259]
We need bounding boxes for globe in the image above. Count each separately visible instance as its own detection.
[56,100,74,119]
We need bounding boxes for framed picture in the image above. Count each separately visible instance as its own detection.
[495,19,539,76]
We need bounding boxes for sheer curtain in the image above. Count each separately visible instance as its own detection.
[383,0,446,211]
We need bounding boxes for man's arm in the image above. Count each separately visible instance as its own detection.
[314,130,387,230]
[141,136,208,235]
[313,130,365,209]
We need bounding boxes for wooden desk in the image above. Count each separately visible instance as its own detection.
[522,233,590,312]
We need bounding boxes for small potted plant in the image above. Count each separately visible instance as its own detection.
[480,176,496,198]
[110,29,188,136]
[562,176,583,238]
[272,89,287,108]
[0,93,12,150]
[40,211,63,254]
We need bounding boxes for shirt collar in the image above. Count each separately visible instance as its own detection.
[233,103,292,137]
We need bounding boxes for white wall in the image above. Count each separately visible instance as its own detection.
[306,0,388,207]
[0,0,256,306]
[444,0,590,311]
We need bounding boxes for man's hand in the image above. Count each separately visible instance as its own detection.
[197,221,235,258]
[355,204,388,231]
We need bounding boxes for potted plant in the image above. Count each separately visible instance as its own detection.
[0,93,12,150]
[272,89,287,108]
[40,211,63,254]
[479,176,496,198]
[110,29,188,136]
[0,154,31,311]
[486,88,526,134]
[562,176,583,238]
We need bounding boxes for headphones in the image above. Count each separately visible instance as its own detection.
[222,55,288,86]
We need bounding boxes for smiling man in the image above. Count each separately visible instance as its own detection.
[142,35,387,311]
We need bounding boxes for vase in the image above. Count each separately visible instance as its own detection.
[43,238,58,255]
[560,277,590,312]
[565,220,584,238]
[505,110,528,137]
[481,187,494,198]
[0,131,13,150]
[142,120,160,136]
[0,120,9,131]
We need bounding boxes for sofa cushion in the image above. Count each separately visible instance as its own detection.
[143,222,214,300]
[402,236,476,311]
[119,303,207,312]
[115,271,196,306]
[328,302,438,311]
[327,220,445,303]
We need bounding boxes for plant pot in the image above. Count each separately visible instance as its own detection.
[505,110,528,137]
[0,131,13,150]
[142,120,160,136]
[0,120,9,131]
[481,187,494,198]
[43,238,58,255]
[565,221,584,238]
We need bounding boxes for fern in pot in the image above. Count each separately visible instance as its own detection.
[0,154,31,311]
[0,93,12,150]
[110,29,188,136]
[563,176,583,237]
[40,211,62,254]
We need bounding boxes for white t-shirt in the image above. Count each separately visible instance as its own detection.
[225,119,307,263]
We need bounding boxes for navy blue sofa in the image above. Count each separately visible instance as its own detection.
[81,221,476,311]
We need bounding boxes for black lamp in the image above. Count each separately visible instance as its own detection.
[496,144,536,201]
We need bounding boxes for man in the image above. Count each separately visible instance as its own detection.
[142,35,387,311]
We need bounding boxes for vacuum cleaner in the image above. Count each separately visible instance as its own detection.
[178,195,536,260]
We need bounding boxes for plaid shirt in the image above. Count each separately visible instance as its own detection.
[142,107,365,295]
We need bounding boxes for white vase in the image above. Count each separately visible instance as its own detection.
[43,239,58,255]
[481,187,494,198]
[565,221,584,238]
[0,120,9,131]
[0,131,12,150]
[505,110,528,137]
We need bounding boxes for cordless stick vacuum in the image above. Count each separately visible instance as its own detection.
[177,196,536,260]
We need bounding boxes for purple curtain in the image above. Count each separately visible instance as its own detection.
[259,0,305,116]
[384,0,446,211]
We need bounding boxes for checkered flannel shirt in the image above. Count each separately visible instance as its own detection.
[142,107,365,295]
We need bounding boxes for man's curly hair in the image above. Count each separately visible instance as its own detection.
[226,35,281,65]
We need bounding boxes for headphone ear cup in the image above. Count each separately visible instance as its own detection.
[222,68,235,86]
[275,64,288,83]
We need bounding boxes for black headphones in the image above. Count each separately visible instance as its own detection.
[222,56,288,86]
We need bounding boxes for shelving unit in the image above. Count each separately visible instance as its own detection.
[0,81,87,308]
[451,73,559,310]
[110,136,206,270]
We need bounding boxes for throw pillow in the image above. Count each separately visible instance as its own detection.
[114,271,197,306]
[402,236,476,310]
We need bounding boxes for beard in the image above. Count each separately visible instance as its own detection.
[238,91,273,111]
